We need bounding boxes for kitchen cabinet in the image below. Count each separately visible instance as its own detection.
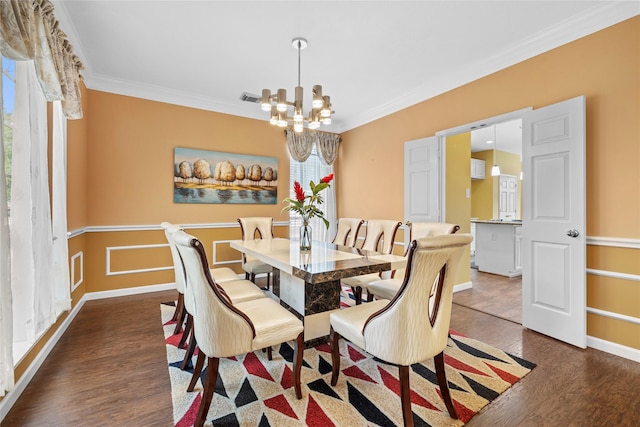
[473,220,522,277]
[471,158,485,179]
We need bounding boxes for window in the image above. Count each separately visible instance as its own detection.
[2,57,14,209]
[288,148,336,242]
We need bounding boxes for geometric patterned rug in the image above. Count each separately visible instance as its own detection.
[161,294,535,427]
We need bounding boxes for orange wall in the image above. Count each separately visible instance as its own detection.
[84,91,293,226]
[338,16,640,240]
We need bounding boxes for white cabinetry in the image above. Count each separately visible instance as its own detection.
[471,158,485,179]
[474,221,522,277]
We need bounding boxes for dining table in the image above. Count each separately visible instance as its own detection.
[229,238,407,346]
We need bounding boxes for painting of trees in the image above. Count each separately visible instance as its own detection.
[173,147,278,204]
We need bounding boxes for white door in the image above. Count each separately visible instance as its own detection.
[404,136,440,223]
[499,174,517,220]
[522,96,586,348]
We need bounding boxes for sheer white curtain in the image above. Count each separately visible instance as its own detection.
[289,149,336,242]
[11,60,54,345]
[52,101,71,315]
[0,59,13,397]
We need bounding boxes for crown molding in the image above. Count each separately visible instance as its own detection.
[54,1,639,134]
[338,2,640,132]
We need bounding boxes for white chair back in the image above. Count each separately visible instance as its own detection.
[161,222,185,294]
[172,230,255,358]
[361,219,402,254]
[332,218,364,247]
[362,234,472,365]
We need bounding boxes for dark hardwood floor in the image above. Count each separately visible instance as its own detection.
[4,276,640,426]
[453,268,522,324]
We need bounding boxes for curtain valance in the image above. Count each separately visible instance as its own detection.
[0,0,84,119]
[285,129,341,165]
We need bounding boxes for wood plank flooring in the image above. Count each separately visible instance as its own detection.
[453,268,522,324]
[4,277,640,426]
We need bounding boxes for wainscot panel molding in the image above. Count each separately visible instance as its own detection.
[105,243,174,276]
[587,236,640,249]
[70,251,84,291]
[587,307,640,326]
[67,221,291,238]
[587,268,640,282]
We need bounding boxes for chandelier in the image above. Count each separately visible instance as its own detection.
[260,37,334,132]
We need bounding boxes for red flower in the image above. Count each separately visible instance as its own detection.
[294,181,305,202]
[320,173,334,184]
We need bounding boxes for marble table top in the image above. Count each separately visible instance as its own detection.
[230,238,407,284]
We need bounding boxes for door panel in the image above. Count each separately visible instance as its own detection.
[404,136,440,222]
[522,96,586,348]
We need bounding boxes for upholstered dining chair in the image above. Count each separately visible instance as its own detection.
[172,230,304,427]
[161,222,241,336]
[162,222,267,370]
[238,217,274,289]
[331,218,364,247]
[367,221,460,301]
[341,219,402,304]
[329,234,472,427]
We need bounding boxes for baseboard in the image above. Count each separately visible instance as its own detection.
[454,281,472,292]
[1,294,88,422]
[0,282,176,422]
[84,282,176,300]
[587,335,640,362]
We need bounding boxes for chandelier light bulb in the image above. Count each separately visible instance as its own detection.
[261,89,272,111]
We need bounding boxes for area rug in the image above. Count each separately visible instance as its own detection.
[161,291,535,427]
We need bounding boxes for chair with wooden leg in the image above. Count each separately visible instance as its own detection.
[340,219,402,304]
[367,221,460,301]
[172,230,304,427]
[162,222,267,370]
[161,221,241,337]
[238,217,274,290]
[331,218,364,247]
[329,234,472,427]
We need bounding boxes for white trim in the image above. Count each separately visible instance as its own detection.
[587,335,640,363]
[70,251,84,291]
[0,295,87,422]
[53,0,640,134]
[0,282,175,421]
[587,268,640,282]
[67,221,290,237]
[212,239,243,267]
[105,243,173,276]
[453,281,472,293]
[587,306,640,326]
[587,236,640,249]
[436,107,534,137]
[84,282,176,300]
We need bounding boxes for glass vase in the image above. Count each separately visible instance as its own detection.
[300,221,312,251]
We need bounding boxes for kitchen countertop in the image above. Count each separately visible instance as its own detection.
[471,219,522,225]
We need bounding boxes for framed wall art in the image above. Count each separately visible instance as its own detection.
[173,147,278,204]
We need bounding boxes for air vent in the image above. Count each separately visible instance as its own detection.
[240,92,261,103]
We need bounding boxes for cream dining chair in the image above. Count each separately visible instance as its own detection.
[329,234,473,427]
[367,221,460,301]
[331,218,364,247]
[162,222,267,370]
[172,229,304,427]
[161,222,241,336]
[341,219,402,304]
[238,217,274,290]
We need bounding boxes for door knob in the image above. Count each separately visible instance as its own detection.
[566,229,580,238]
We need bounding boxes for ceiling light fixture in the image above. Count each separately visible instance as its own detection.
[260,37,333,132]
[491,125,501,176]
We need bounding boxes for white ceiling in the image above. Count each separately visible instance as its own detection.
[53,1,639,134]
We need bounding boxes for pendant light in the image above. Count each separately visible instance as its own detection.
[491,125,501,176]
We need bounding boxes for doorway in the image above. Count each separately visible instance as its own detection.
[436,109,529,323]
